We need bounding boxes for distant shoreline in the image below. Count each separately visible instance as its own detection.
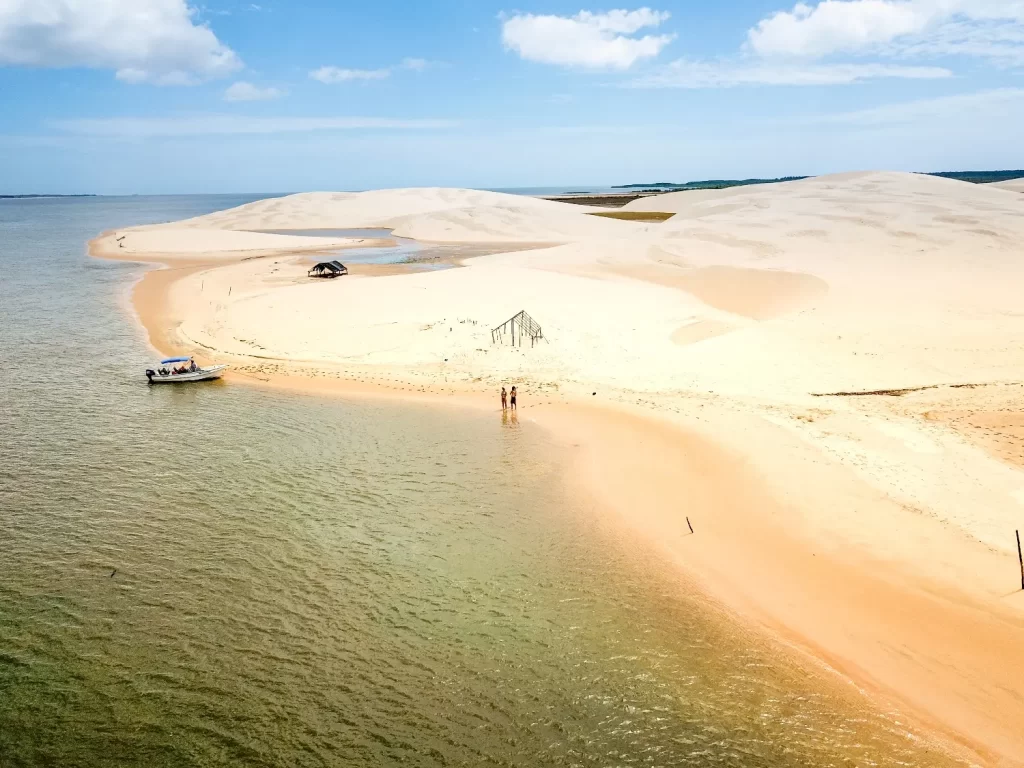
[613,176,808,191]
[611,169,1024,193]
[0,194,96,199]
[6,169,1024,201]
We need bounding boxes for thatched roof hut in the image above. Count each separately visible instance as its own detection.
[308,260,348,278]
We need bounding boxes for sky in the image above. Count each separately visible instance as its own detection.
[1,0,1023,194]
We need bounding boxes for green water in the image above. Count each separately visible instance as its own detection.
[0,197,964,766]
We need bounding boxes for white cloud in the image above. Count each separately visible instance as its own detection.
[748,0,929,57]
[195,4,232,17]
[896,16,1024,64]
[50,115,458,137]
[309,58,432,84]
[636,0,1024,90]
[747,0,1024,60]
[401,57,429,71]
[310,66,391,83]
[629,58,951,87]
[501,8,675,69]
[0,0,241,84]
[224,81,283,101]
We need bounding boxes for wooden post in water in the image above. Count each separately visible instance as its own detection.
[1017,530,1023,591]
[686,516,693,534]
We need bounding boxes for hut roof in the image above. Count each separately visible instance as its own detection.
[309,260,349,278]
[310,261,346,272]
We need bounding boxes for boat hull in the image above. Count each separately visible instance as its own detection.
[146,365,227,384]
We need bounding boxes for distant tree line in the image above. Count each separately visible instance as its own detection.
[614,170,1024,192]
[613,177,807,191]
[925,170,1024,184]
[0,194,97,199]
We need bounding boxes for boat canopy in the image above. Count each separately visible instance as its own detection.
[160,357,192,364]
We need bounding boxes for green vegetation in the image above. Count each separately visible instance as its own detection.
[612,169,1024,193]
[588,211,675,222]
[925,170,1024,184]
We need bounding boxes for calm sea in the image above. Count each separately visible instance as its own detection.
[0,196,964,767]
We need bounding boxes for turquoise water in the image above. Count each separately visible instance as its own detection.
[0,197,965,766]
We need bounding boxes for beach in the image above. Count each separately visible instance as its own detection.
[92,173,1024,766]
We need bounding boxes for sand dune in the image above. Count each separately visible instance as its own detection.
[112,169,1024,460]
[91,187,635,256]
[387,203,642,242]
[119,170,1024,431]
[97,171,1024,765]
[622,178,802,213]
[992,177,1024,193]
[168,187,611,234]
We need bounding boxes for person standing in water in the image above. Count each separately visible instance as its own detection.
[509,386,517,410]
[500,387,507,410]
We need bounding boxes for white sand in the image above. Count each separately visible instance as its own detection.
[92,187,640,257]
[98,227,374,259]
[992,177,1024,193]
[99,172,1024,763]
[122,172,1024,550]
[168,187,611,230]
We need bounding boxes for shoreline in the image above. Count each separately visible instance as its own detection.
[90,180,1024,766]
[222,362,1022,766]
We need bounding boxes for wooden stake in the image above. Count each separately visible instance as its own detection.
[1017,530,1023,591]
[686,516,693,534]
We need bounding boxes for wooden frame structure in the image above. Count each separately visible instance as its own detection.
[492,310,544,347]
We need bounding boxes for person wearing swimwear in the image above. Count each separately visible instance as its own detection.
[509,386,517,410]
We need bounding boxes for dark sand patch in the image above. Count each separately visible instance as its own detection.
[588,211,675,223]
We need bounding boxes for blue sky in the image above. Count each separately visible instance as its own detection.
[1,0,1023,194]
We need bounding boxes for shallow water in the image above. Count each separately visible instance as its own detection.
[256,228,422,265]
[0,197,965,766]
[257,227,527,266]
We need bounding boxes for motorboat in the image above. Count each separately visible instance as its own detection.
[146,357,227,384]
